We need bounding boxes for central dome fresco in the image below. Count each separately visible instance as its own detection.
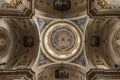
[40,21,83,62]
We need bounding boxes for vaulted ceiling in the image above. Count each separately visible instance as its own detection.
[0,0,120,80]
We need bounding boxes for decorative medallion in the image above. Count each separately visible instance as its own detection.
[0,0,35,18]
[41,21,83,62]
[51,28,75,52]
[88,0,120,18]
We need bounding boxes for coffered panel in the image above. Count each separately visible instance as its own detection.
[88,0,120,18]
[0,0,34,18]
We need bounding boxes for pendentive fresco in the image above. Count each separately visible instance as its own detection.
[0,0,120,80]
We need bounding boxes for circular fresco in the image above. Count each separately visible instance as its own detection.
[51,28,75,52]
[41,21,83,62]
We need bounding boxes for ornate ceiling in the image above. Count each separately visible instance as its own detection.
[0,0,120,80]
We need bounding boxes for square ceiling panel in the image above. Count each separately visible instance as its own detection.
[88,0,120,18]
[0,0,34,18]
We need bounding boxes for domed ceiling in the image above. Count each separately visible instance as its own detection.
[0,0,120,80]
[40,21,84,62]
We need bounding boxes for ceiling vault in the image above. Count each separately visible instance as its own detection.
[0,0,120,80]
